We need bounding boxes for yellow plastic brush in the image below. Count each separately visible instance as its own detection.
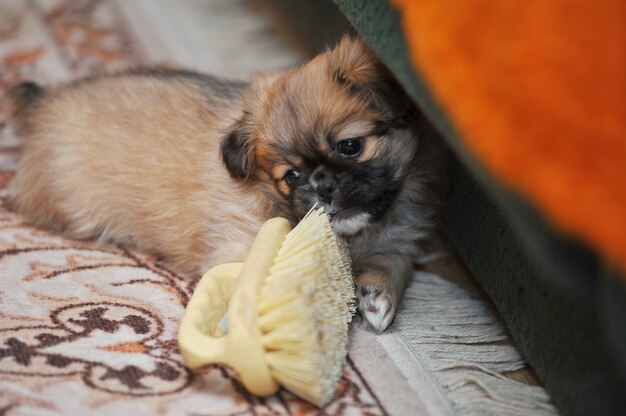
[178,208,356,406]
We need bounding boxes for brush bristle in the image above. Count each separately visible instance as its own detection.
[257,208,356,406]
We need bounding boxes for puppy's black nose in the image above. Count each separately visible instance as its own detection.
[310,166,337,203]
[316,179,336,203]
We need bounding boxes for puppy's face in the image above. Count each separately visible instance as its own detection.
[221,37,419,235]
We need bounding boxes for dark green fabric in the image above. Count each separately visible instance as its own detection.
[274,0,626,414]
[445,165,626,415]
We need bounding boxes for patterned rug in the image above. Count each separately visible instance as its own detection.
[0,1,398,414]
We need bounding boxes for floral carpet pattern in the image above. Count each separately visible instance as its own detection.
[0,1,388,414]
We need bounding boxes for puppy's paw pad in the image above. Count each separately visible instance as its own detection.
[357,283,395,333]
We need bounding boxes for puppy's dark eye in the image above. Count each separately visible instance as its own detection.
[283,169,301,185]
[336,138,363,158]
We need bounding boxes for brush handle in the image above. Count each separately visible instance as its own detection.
[178,263,242,368]
[179,262,280,394]
[224,218,291,396]
[179,218,292,397]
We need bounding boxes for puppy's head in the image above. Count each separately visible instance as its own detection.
[221,37,420,235]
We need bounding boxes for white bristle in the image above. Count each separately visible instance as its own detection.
[257,208,356,407]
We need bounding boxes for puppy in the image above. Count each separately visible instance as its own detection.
[3,37,447,332]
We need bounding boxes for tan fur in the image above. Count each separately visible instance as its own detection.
[5,38,448,332]
[7,74,276,275]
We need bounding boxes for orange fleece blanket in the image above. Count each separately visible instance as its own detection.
[393,0,626,274]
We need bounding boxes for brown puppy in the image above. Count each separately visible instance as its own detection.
[3,37,447,332]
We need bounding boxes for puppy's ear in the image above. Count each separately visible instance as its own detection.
[328,36,418,127]
[328,36,380,86]
[221,116,256,180]
[221,72,280,180]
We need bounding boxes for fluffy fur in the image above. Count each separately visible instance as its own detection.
[3,37,447,332]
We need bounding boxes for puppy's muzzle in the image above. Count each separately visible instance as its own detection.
[309,166,337,204]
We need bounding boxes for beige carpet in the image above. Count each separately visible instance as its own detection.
[0,1,555,415]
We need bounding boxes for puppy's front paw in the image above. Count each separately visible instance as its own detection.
[356,272,396,333]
